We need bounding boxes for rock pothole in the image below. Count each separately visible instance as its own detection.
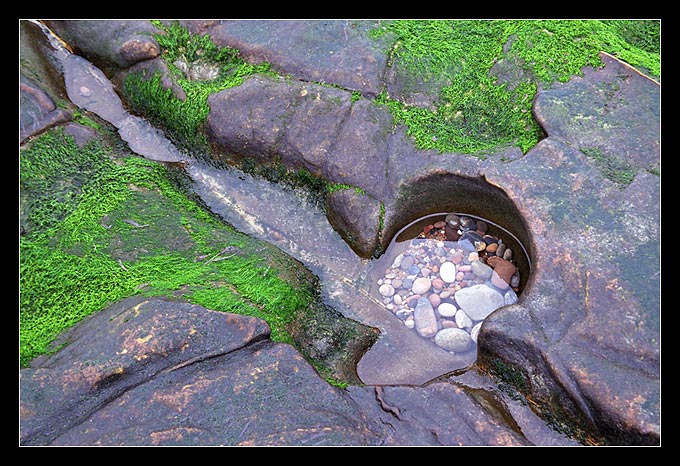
[371,212,531,360]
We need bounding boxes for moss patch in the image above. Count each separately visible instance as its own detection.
[19,129,315,366]
[123,21,272,153]
[373,20,660,155]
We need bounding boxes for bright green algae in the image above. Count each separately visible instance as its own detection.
[373,19,660,155]
[19,129,312,367]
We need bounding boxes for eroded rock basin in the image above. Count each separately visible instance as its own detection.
[370,213,530,364]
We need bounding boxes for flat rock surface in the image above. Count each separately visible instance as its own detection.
[20,297,575,446]
[183,20,393,98]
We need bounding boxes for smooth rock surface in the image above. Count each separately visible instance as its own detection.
[454,284,505,321]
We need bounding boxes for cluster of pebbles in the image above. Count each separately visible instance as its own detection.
[376,214,522,354]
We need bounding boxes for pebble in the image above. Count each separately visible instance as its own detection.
[455,309,473,330]
[454,284,505,321]
[460,216,476,230]
[414,297,438,338]
[400,255,415,270]
[471,260,493,280]
[434,328,472,352]
[439,261,457,283]
[437,302,457,317]
[379,283,395,297]
[412,277,432,295]
[441,320,458,329]
[487,256,517,289]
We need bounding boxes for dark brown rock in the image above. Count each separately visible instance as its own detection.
[20,297,382,446]
[43,20,163,71]
[183,20,394,98]
[20,74,70,142]
[325,188,382,258]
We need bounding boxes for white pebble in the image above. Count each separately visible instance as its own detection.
[439,261,457,283]
[437,302,457,317]
[379,283,395,297]
[455,309,473,330]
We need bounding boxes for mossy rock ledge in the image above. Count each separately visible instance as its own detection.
[20,20,660,446]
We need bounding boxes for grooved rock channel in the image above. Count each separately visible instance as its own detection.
[20,20,660,446]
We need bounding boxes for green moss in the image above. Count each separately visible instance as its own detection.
[373,20,660,155]
[19,129,313,366]
[488,357,529,394]
[581,146,637,187]
[123,21,272,153]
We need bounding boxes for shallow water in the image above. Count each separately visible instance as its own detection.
[365,213,531,360]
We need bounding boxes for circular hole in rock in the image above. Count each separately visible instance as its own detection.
[372,212,532,358]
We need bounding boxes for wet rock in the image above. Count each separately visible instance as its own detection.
[184,20,392,98]
[20,74,70,142]
[454,284,505,321]
[326,188,383,258]
[434,328,472,352]
[413,297,438,338]
[44,20,163,70]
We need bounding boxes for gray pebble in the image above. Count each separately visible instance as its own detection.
[400,255,415,270]
[471,260,493,280]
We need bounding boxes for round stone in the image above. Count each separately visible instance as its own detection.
[434,328,472,352]
[392,253,404,269]
[412,277,432,295]
[460,216,476,230]
[407,265,421,276]
[428,293,441,308]
[441,320,458,329]
[439,261,457,283]
[471,260,493,280]
[414,297,438,338]
[379,283,395,297]
[437,302,457,317]
[445,214,461,229]
[454,284,505,321]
